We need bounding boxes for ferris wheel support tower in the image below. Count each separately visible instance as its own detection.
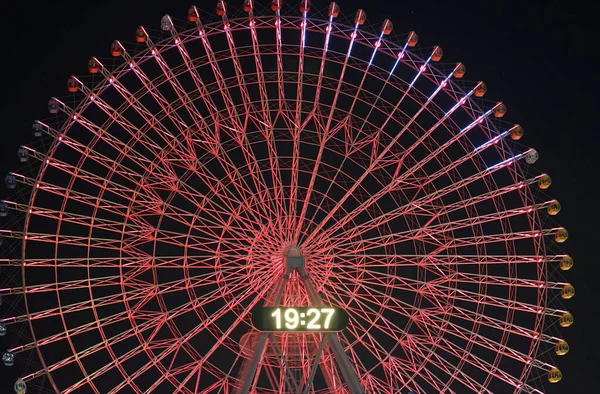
[238,247,364,394]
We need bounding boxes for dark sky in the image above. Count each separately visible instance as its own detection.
[0,0,597,393]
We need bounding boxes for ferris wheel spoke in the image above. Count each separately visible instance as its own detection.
[433,286,544,316]
[319,253,547,268]
[449,306,559,345]
[122,275,279,393]
[292,18,360,244]
[49,95,182,184]
[452,272,566,291]
[7,232,127,253]
[269,8,302,239]
[287,7,311,243]
[13,254,260,269]
[93,56,274,227]
[310,13,334,110]
[325,264,549,319]
[100,58,199,166]
[301,26,397,243]
[312,136,530,250]
[306,85,500,250]
[191,17,281,226]
[426,312,536,368]
[56,274,271,392]
[316,261,422,295]
[160,23,220,133]
[421,333,527,390]
[125,268,271,323]
[247,14,289,234]
[134,25,213,160]
[300,44,447,247]
[340,318,425,390]
[3,263,254,310]
[406,336,491,393]
[159,197,264,243]
[327,267,451,317]
[158,163,271,232]
[9,308,131,356]
[159,209,254,243]
[17,262,262,324]
[11,197,255,253]
[322,176,540,258]
[15,143,168,223]
[352,41,409,145]
[273,9,286,113]
[327,204,550,253]
[73,84,198,185]
[148,270,275,341]
[214,21,282,226]
[320,275,417,323]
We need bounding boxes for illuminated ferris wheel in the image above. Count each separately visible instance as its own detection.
[0,1,575,393]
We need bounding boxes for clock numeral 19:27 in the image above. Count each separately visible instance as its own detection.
[270,307,335,330]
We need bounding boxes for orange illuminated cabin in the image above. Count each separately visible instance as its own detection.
[493,102,507,118]
[509,124,523,140]
[474,82,487,97]
[407,31,418,47]
[300,1,311,13]
[216,1,226,16]
[111,41,122,57]
[453,62,466,78]
[328,2,340,17]
[355,9,366,25]
[431,46,443,62]
[135,27,147,43]
[381,19,393,35]
[188,6,198,22]
[88,58,100,73]
[67,77,78,93]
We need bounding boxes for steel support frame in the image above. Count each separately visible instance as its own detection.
[239,257,364,394]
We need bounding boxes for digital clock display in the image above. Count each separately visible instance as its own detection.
[252,307,349,332]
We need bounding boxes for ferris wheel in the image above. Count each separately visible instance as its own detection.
[0,1,575,393]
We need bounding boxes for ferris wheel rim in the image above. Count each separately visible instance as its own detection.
[0,3,573,394]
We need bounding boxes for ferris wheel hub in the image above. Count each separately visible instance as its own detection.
[284,245,305,268]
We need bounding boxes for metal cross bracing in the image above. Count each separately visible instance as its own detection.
[238,249,364,394]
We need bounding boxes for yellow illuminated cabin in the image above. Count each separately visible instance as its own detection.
[555,340,569,356]
[548,368,562,383]
[560,255,573,271]
[538,174,552,189]
[554,228,568,243]
[547,200,561,215]
[559,312,574,327]
[561,284,575,299]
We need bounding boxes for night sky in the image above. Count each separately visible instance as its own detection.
[0,0,597,392]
